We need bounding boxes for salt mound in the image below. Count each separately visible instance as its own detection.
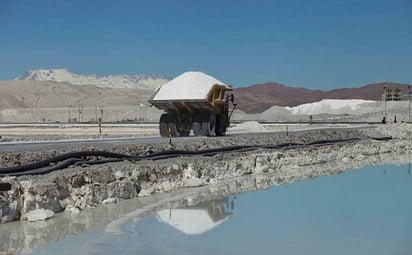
[151,71,230,101]
[286,99,376,115]
[230,121,266,132]
[259,106,293,121]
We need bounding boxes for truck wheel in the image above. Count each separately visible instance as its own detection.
[216,115,227,136]
[168,114,181,137]
[202,112,216,137]
[179,115,191,137]
[180,130,190,137]
[159,114,169,137]
[193,112,203,136]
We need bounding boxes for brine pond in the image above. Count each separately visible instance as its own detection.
[6,163,412,255]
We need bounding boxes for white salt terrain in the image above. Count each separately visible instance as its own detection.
[256,99,410,123]
[286,99,376,115]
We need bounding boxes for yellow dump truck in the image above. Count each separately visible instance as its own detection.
[148,71,235,137]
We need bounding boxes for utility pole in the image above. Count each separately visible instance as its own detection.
[68,105,72,123]
[384,87,387,121]
[78,105,83,123]
[408,87,411,123]
[99,106,104,122]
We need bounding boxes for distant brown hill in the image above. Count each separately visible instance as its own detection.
[234,82,411,113]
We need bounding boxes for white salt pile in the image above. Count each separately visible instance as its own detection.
[229,121,267,133]
[151,71,231,101]
[285,99,376,115]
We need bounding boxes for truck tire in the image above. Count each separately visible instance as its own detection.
[180,130,190,137]
[216,115,227,136]
[179,115,191,137]
[168,114,180,137]
[193,112,203,136]
[159,114,169,137]
[202,112,216,137]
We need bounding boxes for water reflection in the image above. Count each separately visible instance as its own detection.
[155,197,235,235]
[104,164,411,255]
[85,163,412,255]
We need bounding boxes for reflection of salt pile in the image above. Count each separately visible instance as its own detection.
[286,99,376,115]
[230,121,267,132]
[155,200,232,235]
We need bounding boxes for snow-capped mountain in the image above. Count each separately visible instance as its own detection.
[16,68,169,90]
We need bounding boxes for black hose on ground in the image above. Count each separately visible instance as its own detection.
[0,145,273,177]
[305,137,361,146]
[7,158,85,177]
[0,136,391,177]
[0,151,132,174]
[367,136,393,141]
[0,182,12,191]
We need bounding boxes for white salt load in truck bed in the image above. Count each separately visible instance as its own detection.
[151,71,231,101]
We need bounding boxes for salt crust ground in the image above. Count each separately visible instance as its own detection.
[0,122,370,143]
[1,125,411,253]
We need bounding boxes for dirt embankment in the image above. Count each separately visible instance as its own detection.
[0,128,375,168]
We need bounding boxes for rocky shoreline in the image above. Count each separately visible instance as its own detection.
[1,124,411,225]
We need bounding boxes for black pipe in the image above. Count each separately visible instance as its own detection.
[367,136,393,141]
[0,151,131,174]
[7,158,85,177]
[305,137,361,146]
[0,182,12,191]
[0,137,388,177]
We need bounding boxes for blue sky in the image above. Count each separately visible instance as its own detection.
[0,0,411,89]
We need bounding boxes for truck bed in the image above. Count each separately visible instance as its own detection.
[148,98,216,112]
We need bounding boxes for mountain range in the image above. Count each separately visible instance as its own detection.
[234,82,411,113]
[16,69,169,90]
[9,69,412,114]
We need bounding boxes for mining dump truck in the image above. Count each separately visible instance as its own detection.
[148,71,235,137]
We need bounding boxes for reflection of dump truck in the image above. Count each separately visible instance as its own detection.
[148,71,235,137]
[155,197,234,235]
